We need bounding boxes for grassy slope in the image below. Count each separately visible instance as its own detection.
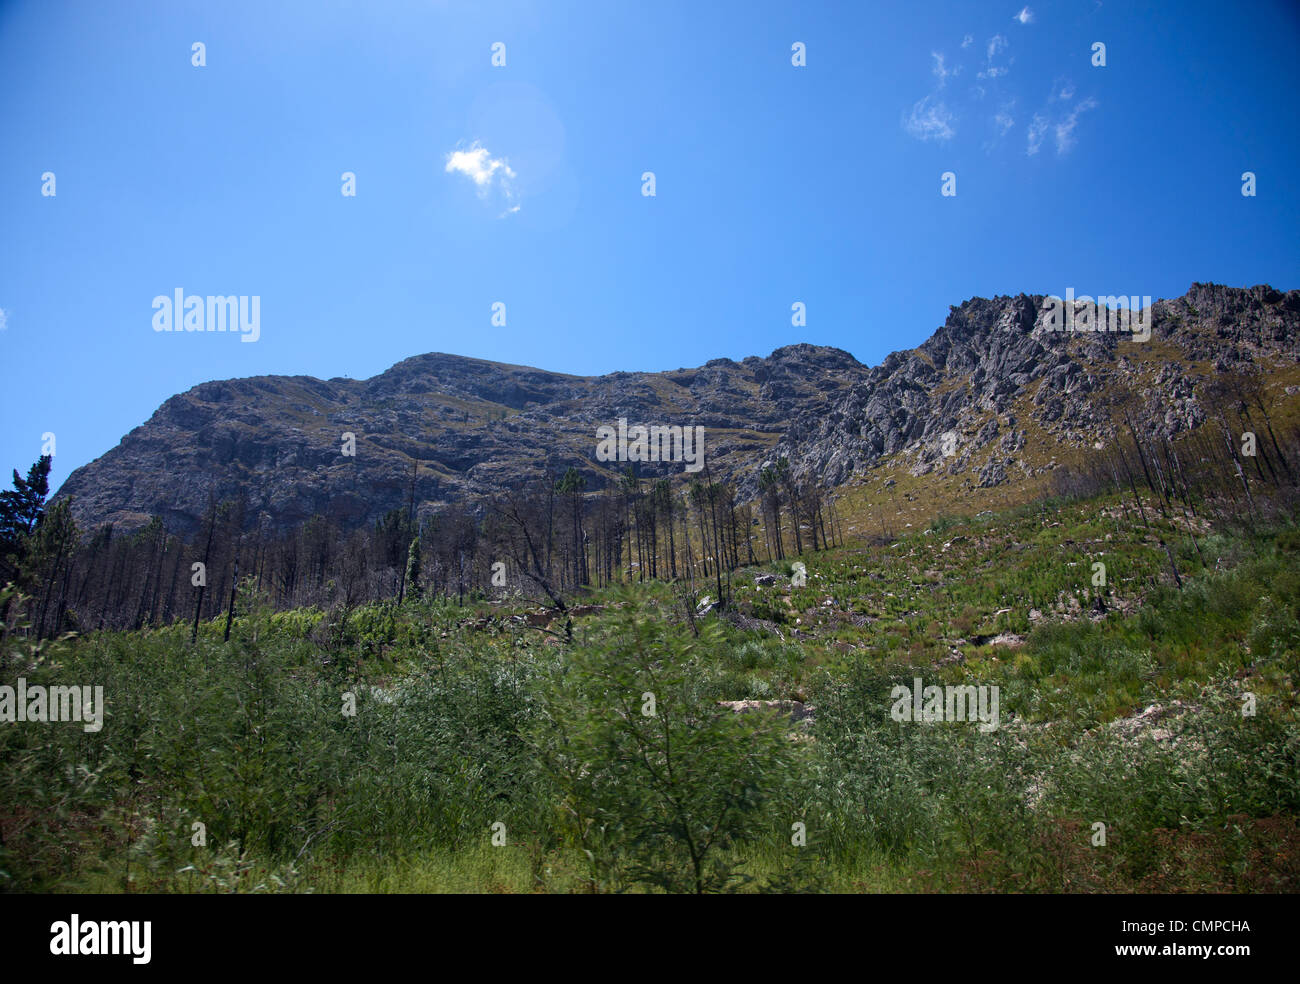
[3,484,1299,893]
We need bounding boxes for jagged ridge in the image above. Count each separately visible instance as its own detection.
[55,283,1300,535]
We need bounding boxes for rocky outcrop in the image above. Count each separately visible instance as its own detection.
[55,283,1300,536]
[760,283,1300,496]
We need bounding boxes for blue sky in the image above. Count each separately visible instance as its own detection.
[2,0,1298,490]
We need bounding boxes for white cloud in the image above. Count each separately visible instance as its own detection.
[445,142,515,188]
[982,101,1017,152]
[904,96,955,141]
[0,308,7,332]
[1027,114,1048,155]
[444,141,519,213]
[1050,77,1076,102]
[931,51,955,86]
[961,34,974,48]
[1026,94,1097,156]
[1054,96,1097,154]
[978,35,1011,78]
[1015,6,1035,25]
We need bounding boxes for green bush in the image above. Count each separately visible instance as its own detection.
[532,590,800,893]
[1249,596,1300,664]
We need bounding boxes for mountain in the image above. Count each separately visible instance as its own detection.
[54,283,1300,537]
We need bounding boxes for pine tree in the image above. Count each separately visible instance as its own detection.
[0,455,54,585]
[0,455,53,549]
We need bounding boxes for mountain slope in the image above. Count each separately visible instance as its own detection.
[55,283,1300,536]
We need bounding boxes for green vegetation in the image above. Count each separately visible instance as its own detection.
[2,489,1298,893]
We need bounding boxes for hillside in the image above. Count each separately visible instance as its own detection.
[4,483,1298,893]
[55,283,1300,537]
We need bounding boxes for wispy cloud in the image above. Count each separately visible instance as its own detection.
[1054,96,1097,154]
[1048,77,1076,102]
[0,308,8,332]
[1027,93,1096,156]
[1014,6,1035,25]
[444,141,519,215]
[931,51,956,87]
[913,28,1088,160]
[994,105,1016,136]
[906,46,960,141]
[1027,114,1049,155]
[904,96,955,141]
[979,35,1011,79]
[982,99,1017,152]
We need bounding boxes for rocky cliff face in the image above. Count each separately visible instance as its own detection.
[766,283,1300,496]
[55,283,1300,536]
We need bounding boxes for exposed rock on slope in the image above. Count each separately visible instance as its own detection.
[55,283,1300,535]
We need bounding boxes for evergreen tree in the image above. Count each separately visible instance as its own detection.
[0,455,54,583]
[0,455,53,548]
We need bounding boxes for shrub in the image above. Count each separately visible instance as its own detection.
[1249,596,1300,664]
[532,590,799,893]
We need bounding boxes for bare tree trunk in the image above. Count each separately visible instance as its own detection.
[192,497,218,644]
[223,555,239,642]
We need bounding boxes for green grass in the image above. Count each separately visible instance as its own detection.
[4,488,1299,893]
